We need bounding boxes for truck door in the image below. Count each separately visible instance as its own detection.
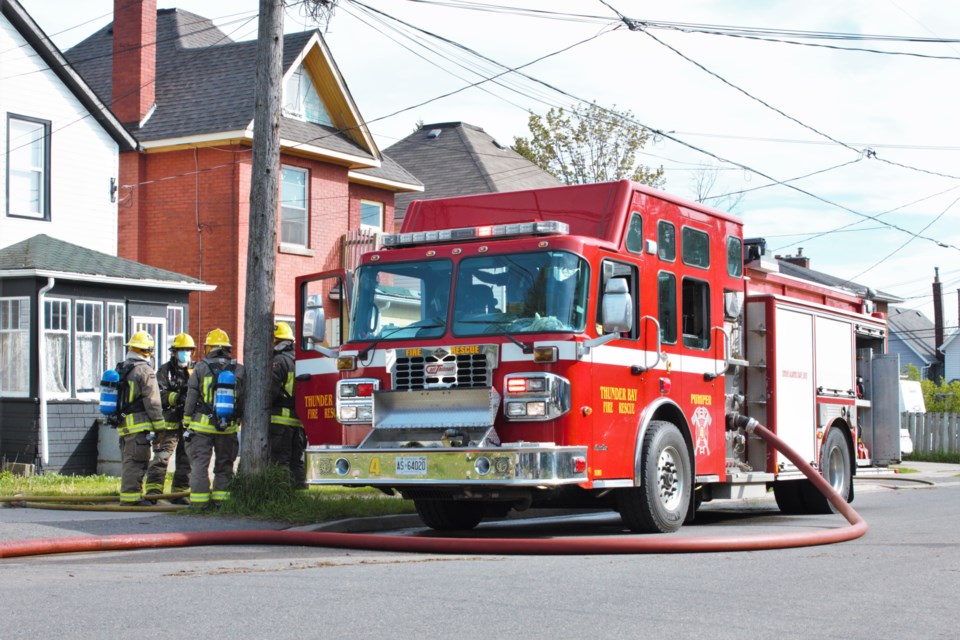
[295,270,349,445]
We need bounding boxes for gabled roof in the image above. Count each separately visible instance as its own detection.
[940,328,960,354]
[776,259,903,304]
[385,122,561,222]
[1,0,136,150]
[0,235,213,291]
[888,306,938,364]
[64,8,419,192]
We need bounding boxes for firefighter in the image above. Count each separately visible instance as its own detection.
[116,331,165,506]
[269,321,306,489]
[144,332,195,504]
[183,328,245,508]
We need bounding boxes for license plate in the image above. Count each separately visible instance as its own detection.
[395,456,427,476]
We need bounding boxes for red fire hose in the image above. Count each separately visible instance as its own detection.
[0,418,866,559]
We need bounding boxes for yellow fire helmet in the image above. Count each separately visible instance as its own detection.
[126,330,155,352]
[274,321,294,342]
[171,332,196,350]
[204,328,232,348]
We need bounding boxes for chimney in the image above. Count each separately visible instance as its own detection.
[111,0,157,128]
[775,247,811,269]
[933,267,944,360]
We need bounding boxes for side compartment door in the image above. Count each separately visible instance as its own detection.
[295,270,349,445]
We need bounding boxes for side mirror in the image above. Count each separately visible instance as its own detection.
[601,278,633,334]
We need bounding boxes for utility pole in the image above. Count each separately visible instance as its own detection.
[241,0,284,474]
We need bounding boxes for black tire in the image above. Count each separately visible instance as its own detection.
[773,479,805,514]
[801,427,852,514]
[617,421,691,533]
[414,499,484,531]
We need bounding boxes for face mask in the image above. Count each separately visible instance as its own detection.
[177,350,192,366]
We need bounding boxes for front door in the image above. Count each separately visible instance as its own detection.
[130,316,166,369]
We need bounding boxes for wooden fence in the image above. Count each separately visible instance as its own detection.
[902,412,960,455]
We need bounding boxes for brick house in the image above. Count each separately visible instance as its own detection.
[66,1,422,353]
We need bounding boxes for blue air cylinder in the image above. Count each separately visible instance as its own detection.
[99,369,121,415]
[214,369,236,419]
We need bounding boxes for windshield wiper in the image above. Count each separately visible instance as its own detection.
[457,318,533,354]
[357,320,444,362]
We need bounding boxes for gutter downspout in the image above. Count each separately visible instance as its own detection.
[37,277,55,468]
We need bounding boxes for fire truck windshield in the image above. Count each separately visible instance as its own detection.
[453,251,589,336]
[350,259,452,342]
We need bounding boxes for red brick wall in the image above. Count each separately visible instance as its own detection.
[111,0,156,127]
[117,144,401,354]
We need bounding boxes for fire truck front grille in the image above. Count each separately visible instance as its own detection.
[391,346,495,391]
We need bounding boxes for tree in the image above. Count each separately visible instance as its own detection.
[512,101,664,187]
[690,164,745,213]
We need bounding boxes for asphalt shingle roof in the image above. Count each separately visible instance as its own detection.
[65,9,372,160]
[0,235,205,286]
[888,306,938,363]
[385,122,561,222]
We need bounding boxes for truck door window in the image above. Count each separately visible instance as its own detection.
[681,277,711,349]
[658,220,676,262]
[625,212,643,254]
[727,236,743,277]
[658,271,677,344]
[349,260,451,341]
[681,226,710,269]
[598,259,639,340]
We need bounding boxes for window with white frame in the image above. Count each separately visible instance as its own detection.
[44,298,70,395]
[360,200,384,234]
[107,302,125,369]
[281,166,309,247]
[75,301,103,394]
[166,306,184,338]
[0,297,30,396]
[283,66,332,127]
[6,115,51,219]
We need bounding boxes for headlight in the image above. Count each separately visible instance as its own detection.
[337,378,378,424]
[502,373,570,421]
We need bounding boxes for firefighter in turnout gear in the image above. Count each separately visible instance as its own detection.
[116,331,165,505]
[144,333,195,503]
[183,328,245,508]
[269,322,307,488]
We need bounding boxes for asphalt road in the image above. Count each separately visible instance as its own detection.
[1,469,957,640]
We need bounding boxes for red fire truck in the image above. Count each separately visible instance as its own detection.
[295,180,901,533]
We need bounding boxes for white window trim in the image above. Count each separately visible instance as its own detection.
[6,115,50,220]
[166,305,184,338]
[106,302,126,370]
[280,165,310,248]
[360,200,384,233]
[44,297,71,399]
[0,296,31,398]
[73,299,103,399]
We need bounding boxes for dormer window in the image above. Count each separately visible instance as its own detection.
[283,66,332,127]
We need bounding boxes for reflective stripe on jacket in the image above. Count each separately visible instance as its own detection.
[117,357,164,437]
[270,345,302,428]
[184,351,244,435]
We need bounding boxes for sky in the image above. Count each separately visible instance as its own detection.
[17,0,960,328]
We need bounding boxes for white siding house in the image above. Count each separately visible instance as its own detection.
[941,331,960,383]
[0,0,136,254]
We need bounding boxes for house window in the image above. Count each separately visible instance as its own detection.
[0,297,30,396]
[281,166,309,247]
[107,302,125,369]
[75,301,102,394]
[6,115,51,219]
[360,200,384,233]
[167,306,184,337]
[283,66,332,127]
[44,298,70,395]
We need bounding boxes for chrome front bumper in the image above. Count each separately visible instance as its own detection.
[306,444,588,486]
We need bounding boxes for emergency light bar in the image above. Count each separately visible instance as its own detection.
[381,220,569,248]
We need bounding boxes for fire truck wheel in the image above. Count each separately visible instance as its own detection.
[772,479,805,515]
[801,427,852,514]
[617,420,691,534]
[414,499,484,531]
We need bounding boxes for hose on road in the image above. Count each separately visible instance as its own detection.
[0,419,867,558]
